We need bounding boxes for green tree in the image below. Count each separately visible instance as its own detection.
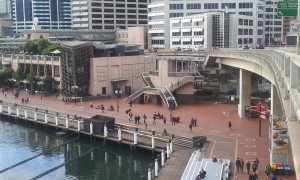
[41,44,59,55]
[38,40,49,54]
[26,70,37,90]
[13,68,26,88]
[41,75,53,93]
[23,41,39,55]
[0,69,13,87]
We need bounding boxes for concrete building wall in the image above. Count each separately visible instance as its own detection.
[0,20,12,37]
[89,55,152,96]
[115,27,148,49]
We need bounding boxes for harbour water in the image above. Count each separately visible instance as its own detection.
[0,116,156,180]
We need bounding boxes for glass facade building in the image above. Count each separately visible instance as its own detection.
[12,0,72,33]
[0,0,12,20]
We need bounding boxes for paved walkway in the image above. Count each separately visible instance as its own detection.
[0,90,296,180]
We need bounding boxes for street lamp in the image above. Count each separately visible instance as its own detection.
[37,81,44,99]
[166,96,176,121]
[115,89,122,112]
[71,85,79,105]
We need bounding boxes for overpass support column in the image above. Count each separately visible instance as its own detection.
[238,69,251,118]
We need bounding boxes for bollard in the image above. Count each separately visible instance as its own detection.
[119,156,122,167]
[90,122,93,134]
[44,113,48,124]
[152,135,155,149]
[65,116,69,129]
[161,150,165,166]
[55,113,59,126]
[104,124,108,138]
[155,159,158,177]
[24,110,27,119]
[134,131,138,145]
[170,140,173,154]
[34,111,37,121]
[0,104,2,113]
[16,108,19,117]
[8,106,11,115]
[77,119,80,132]
[148,168,151,180]
[118,128,122,141]
[167,143,170,159]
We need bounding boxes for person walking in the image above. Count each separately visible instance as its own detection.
[163,117,166,124]
[143,114,147,124]
[189,123,192,132]
[152,115,156,124]
[252,161,257,174]
[265,163,271,177]
[101,104,104,113]
[240,159,244,172]
[236,157,241,172]
[228,121,232,131]
[194,118,197,127]
[129,100,133,107]
[246,161,251,175]
[254,158,259,169]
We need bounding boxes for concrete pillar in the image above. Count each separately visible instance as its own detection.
[8,106,11,115]
[24,110,27,119]
[161,150,165,166]
[55,116,58,126]
[77,120,80,132]
[148,168,151,180]
[65,117,69,129]
[290,100,297,121]
[118,128,122,141]
[44,113,48,124]
[104,125,108,138]
[271,84,283,116]
[238,69,252,118]
[90,122,93,134]
[134,132,138,145]
[34,111,37,121]
[151,135,155,149]
[167,143,170,158]
[155,159,158,177]
[16,108,19,117]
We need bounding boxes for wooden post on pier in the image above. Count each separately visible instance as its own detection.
[55,112,59,127]
[65,114,69,129]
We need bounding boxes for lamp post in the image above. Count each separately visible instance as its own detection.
[37,81,44,99]
[71,85,79,105]
[115,89,122,112]
[166,96,175,121]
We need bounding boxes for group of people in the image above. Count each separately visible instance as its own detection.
[195,168,206,180]
[21,97,29,104]
[62,97,70,104]
[212,155,223,164]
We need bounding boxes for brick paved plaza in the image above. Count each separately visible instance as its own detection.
[0,90,296,180]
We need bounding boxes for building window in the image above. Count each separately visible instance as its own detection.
[104,3,114,7]
[182,32,192,36]
[239,12,253,16]
[187,3,201,9]
[239,3,253,9]
[221,3,236,9]
[169,4,184,10]
[172,41,180,45]
[54,65,60,77]
[169,13,184,18]
[182,41,191,45]
[102,87,106,95]
[204,3,218,9]
[249,29,253,35]
[249,20,253,26]
[244,19,248,25]
[238,19,243,25]
[172,32,180,36]
[244,29,248,35]
[238,29,243,35]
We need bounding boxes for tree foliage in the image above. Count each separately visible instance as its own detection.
[26,70,37,90]
[13,68,26,82]
[0,69,13,87]
[41,75,53,93]
[23,40,58,55]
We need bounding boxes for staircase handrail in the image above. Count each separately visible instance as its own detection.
[167,76,195,91]
[141,72,150,86]
[163,87,178,108]
[160,90,170,108]
[123,86,150,102]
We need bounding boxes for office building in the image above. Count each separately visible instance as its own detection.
[148,0,283,49]
[12,0,72,33]
[71,0,148,30]
[0,0,12,20]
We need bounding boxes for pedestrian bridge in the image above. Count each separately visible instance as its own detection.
[205,49,300,179]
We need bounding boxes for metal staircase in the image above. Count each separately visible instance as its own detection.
[167,76,203,92]
[141,72,155,87]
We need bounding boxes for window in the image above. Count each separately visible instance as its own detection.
[204,3,218,9]
[116,4,125,7]
[128,15,136,19]
[172,23,180,27]
[54,65,60,77]
[244,19,248,26]
[92,20,102,23]
[169,13,184,18]
[182,32,192,36]
[249,20,253,26]
[116,9,125,13]
[128,20,137,24]
[249,29,253,35]
[187,3,201,9]
[116,15,125,18]
[221,3,236,9]
[183,22,192,26]
[239,12,253,16]
[182,41,191,45]
[128,4,136,8]
[172,32,180,36]
[238,19,243,25]
[194,31,204,35]
[128,9,136,13]
[239,3,253,9]
[169,4,183,10]
[92,14,102,18]
[104,3,113,7]
[116,20,125,24]
[102,87,106,95]
[104,9,114,13]
[172,41,180,45]
[244,29,248,35]
[104,14,114,18]
[238,29,243,35]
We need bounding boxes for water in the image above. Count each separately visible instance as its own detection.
[0,116,156,180]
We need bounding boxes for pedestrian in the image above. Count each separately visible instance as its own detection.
[240,159,244,172]
[134,115,138,124]
[252,161,257,173]
[26,97,29,104]
[191,118,194,126]
[270,173,277,180]
[137,115,141,124]
[153,115,156,124]
[129,100,133,107]
[129,112,133,122]
[265,163,271,177]
[236,157,241,172]
[255,158,259,169]
[189,123,192,132]
[4,90,6,98]
[163,117,166,124]
[145,122,148,130]
[228,121,232,131]
[143,114,147,124]
[194,118,197,127]
[172,116,175,125]
[90,103,93,108]
[246,161,251,175]
[101,104,104,113]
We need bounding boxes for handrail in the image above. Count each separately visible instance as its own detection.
[163,87,178,108]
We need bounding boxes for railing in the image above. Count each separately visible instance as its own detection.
[162,87,178,108]
[141,72,150,87]
[166,76,196,92]
[168,72,194,77]
[123,86,150,103]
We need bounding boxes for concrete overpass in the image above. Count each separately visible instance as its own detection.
[205,49,300,179]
